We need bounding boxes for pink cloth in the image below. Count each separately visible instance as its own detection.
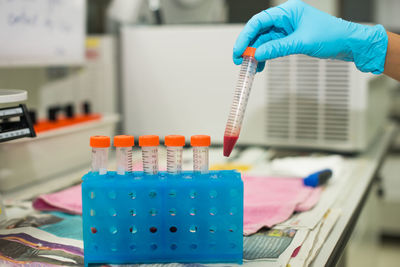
[243,176,320,235]
[33,184,82,214]
[295,187,322,212]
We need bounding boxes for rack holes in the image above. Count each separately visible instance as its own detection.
[209,207,217,216]
[189,190,197,199]
[229,207,237,216]
[170,244,177,250]
[189,208,196,216]
[190,243,198,250]
[108,190,116,199]
[228,225,237,233]
[149,190,157,198]
[91,227,97,234]
[129,226,137,234]
[110,226,118,234]
[128,191,136,199]
[109,208,117,217]
[189,225,198,233]
[209,190,217,199]
[169,226,177,233]
[150,243,157,250]
[150,226,157,233]
[169,208,177,216]
[168,190,177,198]
[90,209,95,216]
[209,226,217,233]
[89,191,95,199]
[149,208,157,216]
[130,209,137,216]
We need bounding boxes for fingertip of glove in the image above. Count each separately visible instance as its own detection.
[233,56,243,65]
[233,46,244,58]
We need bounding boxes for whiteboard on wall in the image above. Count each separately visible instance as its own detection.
[0,0,86,66]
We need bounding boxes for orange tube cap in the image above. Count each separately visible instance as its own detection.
[90,136,110,148]
[139,135,159,147]
[191,135,211,147]
[242,47,256,57]
[114,135,135,147]
[165,135,185,147]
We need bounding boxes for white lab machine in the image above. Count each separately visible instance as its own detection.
[121,24,390,153]
[0,36,119,192]
[121,25,267,144]
[0,89,33,219]
[107,0,227,26]
[263,55,390,152]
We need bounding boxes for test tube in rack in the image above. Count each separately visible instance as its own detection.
[90,136,110,175]
[139,135,159,175]
[165,135,185,174]
[114,135,134,175]
[191,135,210,174]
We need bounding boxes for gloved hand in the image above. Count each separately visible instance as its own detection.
[233,0,388,74]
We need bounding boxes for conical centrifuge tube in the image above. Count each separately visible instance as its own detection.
[223,47,258,157]
[114,135,134,175]
[90,136,110,175]
[191,135,210,174]
[165,135,185,174]
[139,135,159,175]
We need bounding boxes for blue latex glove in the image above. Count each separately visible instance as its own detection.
[233,0,388,74]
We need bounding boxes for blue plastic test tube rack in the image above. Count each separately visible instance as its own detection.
[82,170,243,266]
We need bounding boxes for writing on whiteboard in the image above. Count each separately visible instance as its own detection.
[5,0,73,32]
[0,0,85,65]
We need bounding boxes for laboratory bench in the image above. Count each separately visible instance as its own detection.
[2,123,397,267]
[312,123,396,267]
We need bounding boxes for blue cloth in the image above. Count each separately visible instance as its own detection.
[233,0,388,74]
[39,211,83,240]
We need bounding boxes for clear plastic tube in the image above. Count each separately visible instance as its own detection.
[142,146,158,175]
[167,146,183,174]
[224,53,258,157]
[114,135,134,175]
[91,147,108,175]
[116,146,133,175]
[193,146,209,174]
